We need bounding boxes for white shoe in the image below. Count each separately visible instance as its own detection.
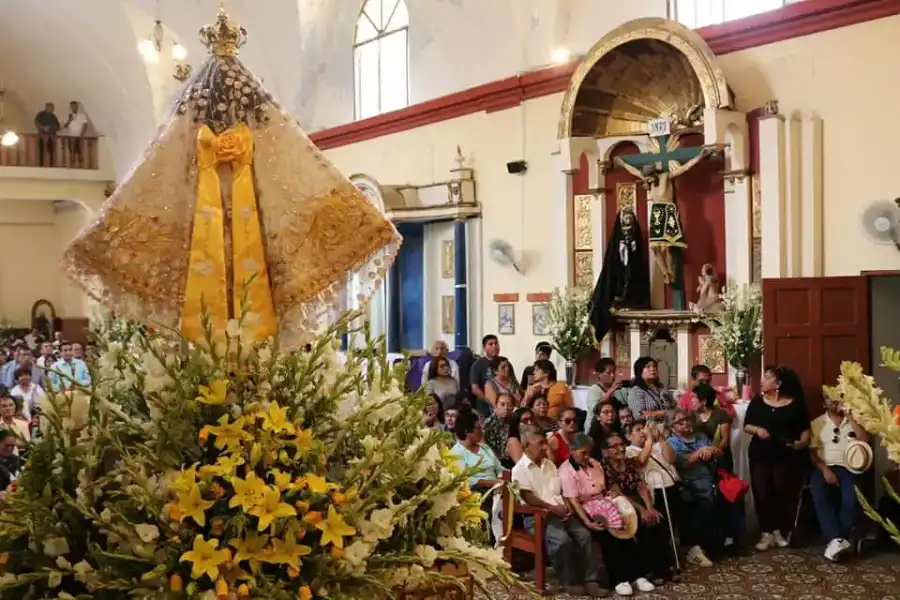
[773,530,790,548]
[687,545,714,567]
[834,537,853,559]
[634,577,655,592]
[755,532,775,551]
[824,538,841,561]
[614,581,633,596]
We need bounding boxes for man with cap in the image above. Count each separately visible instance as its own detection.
[809,395,871,561]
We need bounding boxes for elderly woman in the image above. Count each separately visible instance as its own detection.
[602,432,678,585]
[559,433,656,596]
[531,396,558,436]
[450,410,505,543]
[483,394,515,464]
[627,357,675,422]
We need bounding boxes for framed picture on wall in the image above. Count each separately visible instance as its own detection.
[441,240,454,279]
[441,296,455,334]
[498,304,515,335]
[532,303,549,336]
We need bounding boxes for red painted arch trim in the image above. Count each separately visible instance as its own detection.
[310,0,900,150]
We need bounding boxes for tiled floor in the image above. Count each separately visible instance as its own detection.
[484,547,900,599]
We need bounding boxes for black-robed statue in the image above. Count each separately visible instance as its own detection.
[589,207,651,343]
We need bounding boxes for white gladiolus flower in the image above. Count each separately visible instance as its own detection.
[414,544,437,567]
[134,524,160,543]
[43,537,70,558]
[360,508,395,543]
[429,491,459,518]
[342,540,373,569]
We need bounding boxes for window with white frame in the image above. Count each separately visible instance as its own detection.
[354,0,409,120]
[670,0,788,29]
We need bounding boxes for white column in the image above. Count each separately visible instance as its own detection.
[800,114,824,276]
[551,150,576,288]
[676,325,691,388]
[725,176,753,288]
[784,116,803,276]
[629,324,643,370]
[758,114,788,278]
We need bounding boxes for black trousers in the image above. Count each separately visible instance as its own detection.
[38,135,55,166]
[751,459,806,534]
[595,519,672,585]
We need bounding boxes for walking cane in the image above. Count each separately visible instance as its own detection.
[645,460,680,571]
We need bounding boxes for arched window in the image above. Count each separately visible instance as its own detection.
[670,0,787,29]
[353,0,409,120]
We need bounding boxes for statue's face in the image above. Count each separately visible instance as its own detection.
[621,210,635,227]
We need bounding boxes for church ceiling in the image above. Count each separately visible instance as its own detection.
[570,39,705,138]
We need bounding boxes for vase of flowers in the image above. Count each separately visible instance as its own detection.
[824,346,900,547]
[545,287,592,386]
[702,283,763,397]
[0,310,527,600]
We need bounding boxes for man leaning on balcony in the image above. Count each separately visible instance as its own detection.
[34,102,61,167]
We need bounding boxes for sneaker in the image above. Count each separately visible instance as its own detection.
[756,532,775,551]
[773,530,790,548]
[834,537,853,560]
[687,545,714,567]
[824,538,841,561]
[634,577,655,592]
[614,582,633,596]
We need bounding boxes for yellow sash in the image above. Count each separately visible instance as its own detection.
[181,123,277,344]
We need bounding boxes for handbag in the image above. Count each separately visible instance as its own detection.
[716,468,750,503]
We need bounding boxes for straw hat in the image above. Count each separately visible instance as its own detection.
[608,496,640,540]
[843,440,874,475]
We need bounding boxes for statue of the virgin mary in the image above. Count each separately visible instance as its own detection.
[62,8,401,348]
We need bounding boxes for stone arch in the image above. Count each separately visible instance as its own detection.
[557,18,732,140]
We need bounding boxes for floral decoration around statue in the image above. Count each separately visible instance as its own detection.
[0,311,526,600]
[700,283,763,388]
[824,346,900,547]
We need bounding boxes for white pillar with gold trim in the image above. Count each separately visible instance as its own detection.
[758,103,788,279]
[800,113,824,277]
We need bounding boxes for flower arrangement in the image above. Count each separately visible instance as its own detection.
[0,311,525,599]
[824,346,900,547]
[701,283,763,368]
[545,287,592,362]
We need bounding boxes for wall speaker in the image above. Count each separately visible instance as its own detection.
[506,160,527,175]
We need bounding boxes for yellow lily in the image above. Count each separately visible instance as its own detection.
[205,415,253,451]
[271,469,294,492]
[229,535,269,574]
[171,465,200,496]
[315,505,356,549]
[249,487,297,532]
[262,536,312,572]
[229,472,267,512]
[294,427,314,453]
[260,402,293,435]
[199,454,245,479]
[180,535,231,581]
[196,379,230,405]
[175,484,215,527]
[300,473,336,495]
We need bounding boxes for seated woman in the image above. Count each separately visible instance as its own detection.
[426,356,460,409]
[588,402,621,460]
[560,433,657,597]
[450,410,505,543]
[483,394,515,463]
[627,357,675,422]
[624,420,680,553]
[531,396,558,436]
[485,356,522,408]
[690,383,733,472]
[677,364,735,418]
[0,395,29,453]
[548,407,579,466]
[602,432,677,584]
[505,407,534,467]
[422,394,445,431]
[523,359,573,419]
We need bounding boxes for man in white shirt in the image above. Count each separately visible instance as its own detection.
[809,399,871,562]
[511,427,606,597]
[421,340,459,383]
[64,101,89,166]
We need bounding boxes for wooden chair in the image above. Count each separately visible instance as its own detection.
[499,471,550,595]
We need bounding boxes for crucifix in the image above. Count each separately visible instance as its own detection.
[613,118,716,310]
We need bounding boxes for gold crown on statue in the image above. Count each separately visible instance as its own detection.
[198,5,247,57]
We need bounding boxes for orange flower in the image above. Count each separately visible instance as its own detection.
[287,566,300,578]
[294,501,310,512]
[331,492,348,506]
[199,428,210,444]
[0,552,8,568]
[169,574,183,592]
[216,578,229,600]
[303,511,323,525]
[330,546,344,559]
[299,586,313,600]
[166,504,183,522]
[211,519,225,536]
[894,405,900,425]
[211,484,226,499]
[237,584,251,598]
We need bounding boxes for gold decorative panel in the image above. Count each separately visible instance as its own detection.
[441,240,454,279]
[574,194,594,250]
[614,330,631,368]
[697,334,726,374]
[617,182,636,212]
[752,238,762,284]
[751,174,761,239]
[441,296,455,334]
[575,252,593,289]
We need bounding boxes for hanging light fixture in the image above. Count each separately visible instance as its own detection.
[0,87,18,147]
[138,2,188,67]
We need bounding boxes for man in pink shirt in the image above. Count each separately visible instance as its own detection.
[678,364,735,418]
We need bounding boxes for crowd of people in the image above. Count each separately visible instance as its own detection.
[423,335,880,597]
[0,336,91,498]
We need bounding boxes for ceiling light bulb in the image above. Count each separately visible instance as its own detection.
[139,38,160,62]
[874,216,892,233]
[171,43,188,61]
[552,48,571,64]
[1,131,19,147]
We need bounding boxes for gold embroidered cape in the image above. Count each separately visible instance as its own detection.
[62,9,400,348]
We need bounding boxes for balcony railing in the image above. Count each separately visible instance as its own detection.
[0,134,100,169]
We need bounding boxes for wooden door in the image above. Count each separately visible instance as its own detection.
[762,276,869,418]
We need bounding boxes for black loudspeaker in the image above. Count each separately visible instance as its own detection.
[506,160,528,174]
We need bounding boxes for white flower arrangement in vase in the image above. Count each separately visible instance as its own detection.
[545,287,592,383]
[702,283,763,378]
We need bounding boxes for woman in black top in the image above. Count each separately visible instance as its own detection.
[743,366,810,551]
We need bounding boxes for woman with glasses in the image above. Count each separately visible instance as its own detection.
[505,407,535,466]
[743,365,811,551]
[426,356,460,409]
[549,407,579,466]
[602,433,676,587]
[627,357,675,422]
[485,356,522,408]
[531,396,558,436]
[588,402,621,459]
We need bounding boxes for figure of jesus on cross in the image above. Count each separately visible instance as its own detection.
[613,122,716,287]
